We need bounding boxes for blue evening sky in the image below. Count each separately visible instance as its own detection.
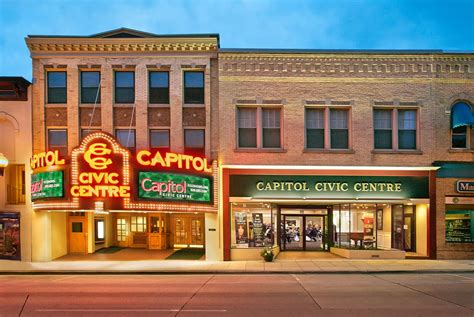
[0,0,473,80]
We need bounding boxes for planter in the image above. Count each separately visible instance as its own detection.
[330,247,405,259]
[263,254,274,262]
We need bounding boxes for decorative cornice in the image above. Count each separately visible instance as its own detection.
[219,76,474,84]
[26,37,218,54]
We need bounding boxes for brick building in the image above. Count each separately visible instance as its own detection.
[21,28,474,262]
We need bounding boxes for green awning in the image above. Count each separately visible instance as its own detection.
[451,102,474,129]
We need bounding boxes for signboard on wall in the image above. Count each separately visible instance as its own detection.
[229,175,430,199]
[138,172,211,203]
[31,171,63,200]
[457,181,474,193]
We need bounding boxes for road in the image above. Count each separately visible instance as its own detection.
[0,273,473,316]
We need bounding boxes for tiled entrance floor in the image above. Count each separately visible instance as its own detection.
[56,248,204,261]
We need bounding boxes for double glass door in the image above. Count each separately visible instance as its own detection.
[281,215,327,251]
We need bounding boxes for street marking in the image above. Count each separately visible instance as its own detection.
[36,309,227,312]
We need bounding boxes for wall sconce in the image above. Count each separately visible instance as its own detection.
[0,153,8,176]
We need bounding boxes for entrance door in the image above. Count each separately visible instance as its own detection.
[305,216,325,251]
[116,217,129,247]
[281,214,328,251]
[69,217,87,254]
[404,214,416,252]
[282,216,303,250]
[172,215,205,248]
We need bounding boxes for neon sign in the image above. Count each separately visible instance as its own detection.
[30,150,65,169]
[136,150,213,173]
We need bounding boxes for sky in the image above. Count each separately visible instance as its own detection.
[0,0,473,80]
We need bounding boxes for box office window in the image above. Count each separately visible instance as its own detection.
[184,71,204,104]
[47,129,68,158]
[184,129,205,155]
[131,216,147,233]
[149,71,169,104]
[231,203,275,248]
[47,72,67,104]
[115,71,135,103]
[94,218,105,243]
[150,129,170,150]
[81,71,101,104]
[115,129,136,152]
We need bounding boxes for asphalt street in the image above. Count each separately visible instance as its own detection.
[0,273,473,316]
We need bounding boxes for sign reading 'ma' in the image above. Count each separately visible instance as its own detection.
[70,132,131,210]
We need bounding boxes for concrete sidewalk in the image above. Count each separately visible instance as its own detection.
[1,258,473,274]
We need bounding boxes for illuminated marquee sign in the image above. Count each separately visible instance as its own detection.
[30,150,65,170]
[136,150,213,173]
[31,171,64,200]
[139,172,211,203]
[71,133,131,210]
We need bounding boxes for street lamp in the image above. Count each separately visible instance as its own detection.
[0,153,8,176]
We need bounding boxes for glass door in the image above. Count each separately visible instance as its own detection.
[282,215,303,250]
[116,217,129,247]
[305,216,326,251]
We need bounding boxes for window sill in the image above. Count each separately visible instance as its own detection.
[45,103,67,107]
[148,103,170,108]
[234,148,287,153]
[183,103,205,108]
[371,150,423,155]
[114,103,135,107]
[79,104,101,107]
[303,149,355,154]
[448,149,474,153]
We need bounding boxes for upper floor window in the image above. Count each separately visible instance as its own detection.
[149,71,169,104]
[373,108,417,150]
[115,72,135,103]
[81,71,101,104]
[237,107,282,149]
[451,102,473,149]
[184,71,204,104]
[47,72,67,103]
[184,129,205,155]
[47,129,68,158]
[115,129,136,152]
[305,107,349,150]
[81,129,101,139]
[149,129,170,151]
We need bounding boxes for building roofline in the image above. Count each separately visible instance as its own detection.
[220,48,474,55]
[0,76,31,85]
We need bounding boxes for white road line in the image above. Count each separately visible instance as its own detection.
[36,309,227,312]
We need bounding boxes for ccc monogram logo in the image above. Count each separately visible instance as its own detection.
[84,143,112,170]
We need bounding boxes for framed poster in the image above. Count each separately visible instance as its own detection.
[376,209,383,230]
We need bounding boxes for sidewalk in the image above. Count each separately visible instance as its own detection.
[1,258,473,274]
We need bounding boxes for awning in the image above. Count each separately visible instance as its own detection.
[451,102,474,129]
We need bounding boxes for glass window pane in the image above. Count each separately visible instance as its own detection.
[149,72,169,104]
[330,130,348,149]
[306,108,324,129]
[452,126,467,148]
[48,130,67,146]
[238,108,257,128]
[48,72,66,88]
[184,72,204,88]
[239,129,257,147]
[262,108,280,128]
[398,130,416,149]
[115,72,134,87]
[263,128,281,148]
[398,110,416,129]
[330,109,348,129]
[72,222,83,233]
[81,129,100,139]
[307,129,324,148]
[82,72,100,87]
[185,130,205,148]
[374,130,392,149]
[374,109,392,129]
[150,72,169,88]
[115,130,136,148]
[150,130,170,148]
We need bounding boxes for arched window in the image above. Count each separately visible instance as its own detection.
[451,102,474,149]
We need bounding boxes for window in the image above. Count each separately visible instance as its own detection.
[451,102,473,149]
[330,109,349,149]
[149,71,169,104]
[231,203,275,248]
[81,129,101,139]
[262,108,281,148]
[47,72,67,103]
[184,71,204,104]
[306,108,325,149]
[237,107,282,149]
[131,216,147,233]
[115,72,134,103]
[47,129,68,157]
[115,129,136,152]
[94,218,105,243]
[81,72,101,104]
[184,129,205,155]
[373,109,392,149]
[5,165,25,205]
[373,108,418,150]
[149,129,170,150]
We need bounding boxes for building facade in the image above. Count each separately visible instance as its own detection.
[17,29,474,263]
[26,28,221,261]
[0,77,32,261]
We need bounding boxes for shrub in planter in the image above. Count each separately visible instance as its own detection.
[260,247,274,262]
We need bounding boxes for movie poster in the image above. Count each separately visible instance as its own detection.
[234,212,248,246]
[252,213,264,247]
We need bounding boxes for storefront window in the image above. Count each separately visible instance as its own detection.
[94,218,105,243]
[0,213,20,260]
[332,204,377,249]
[231,203,274,248]
[445,210,474,243]
[131,216,147,233]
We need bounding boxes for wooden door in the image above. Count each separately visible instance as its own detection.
[69,217,87,254]
[172,215,205,248]
[116,217,129,247]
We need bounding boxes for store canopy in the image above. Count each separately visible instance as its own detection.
[451,102,474,129]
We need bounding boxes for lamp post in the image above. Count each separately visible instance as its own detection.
[0,153,8,176]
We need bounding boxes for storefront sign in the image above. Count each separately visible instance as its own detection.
[136,150,213,173]
[30,150,65,169]
[138,172,211,203]
[31,171,63,200]
[230,175,429,199]
[457,181,474,193]
[235,212,248,246]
